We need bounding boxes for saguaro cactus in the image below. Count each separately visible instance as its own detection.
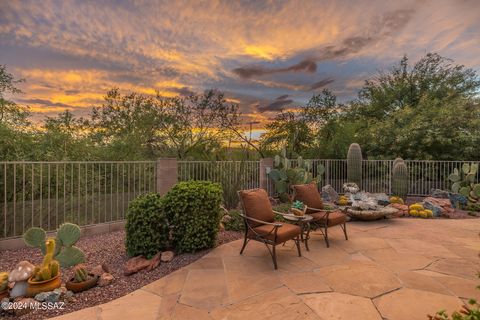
[392,159,409,199]
[347,143,362,186]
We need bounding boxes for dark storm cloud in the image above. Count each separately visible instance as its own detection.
[233,59,317,79]
[173,86,195,96]
[309,78,335,90]
[258,94,293,112]
[19,98,82,110]
[233,8,416,80]
[276,94,290,100]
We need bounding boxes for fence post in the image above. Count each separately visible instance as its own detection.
[156,158,178,195]
[259,158,273,192]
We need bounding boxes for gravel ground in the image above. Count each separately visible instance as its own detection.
[0,229,242,319]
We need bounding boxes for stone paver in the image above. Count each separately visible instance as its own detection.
[179,269,228,310]
[374,288,464,320]
[99,290,163,320]
[427,258,479,280]
[318,262,402,298]
[51,219,480,320]
[302,292,383,320]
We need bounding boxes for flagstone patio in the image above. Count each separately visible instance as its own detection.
[52,218,480,320]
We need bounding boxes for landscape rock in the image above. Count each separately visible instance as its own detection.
[124,256,151,275]
[423,197,455,218]
[161,251,175,262]
[343,182,360,194]
[372,193,390,206]
[98,273,114,287]
[47,289,62,303]
[448,193,468,208]
[322,185,339,202]
[146,252,161,271]
[91,264,106,277]
[34,292,48,302]
[389,203,409,216]
[381,206,400,218]
[430,189,449,198]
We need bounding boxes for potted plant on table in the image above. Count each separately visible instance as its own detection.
[66,265,99,293]
[291,200,306,216]
[26,238,61,297]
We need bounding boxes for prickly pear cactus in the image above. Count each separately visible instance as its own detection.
[23,227,46,250]
[57,223,81,247]
[23,223,85,268]
[392,160,409,199]
[56,246,85,267]
[347,143,362,186]
[448,163,480,206]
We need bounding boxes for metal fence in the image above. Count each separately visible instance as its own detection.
[1,159,478,240]
[0,161,156,239]
[178,161,260,209]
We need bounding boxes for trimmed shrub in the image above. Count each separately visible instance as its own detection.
[223,210,244,232]
[125,192,169,259]
[163,181,223,253]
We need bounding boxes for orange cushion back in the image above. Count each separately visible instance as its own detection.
[239,189,274,227]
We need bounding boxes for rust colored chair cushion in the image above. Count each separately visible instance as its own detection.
[250,223,301,244]
[310,210,346,226]
[239,189,274,227]
[292,183,323,213]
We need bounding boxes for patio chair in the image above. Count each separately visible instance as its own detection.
[292,183,348,247]
[238,188,302,269]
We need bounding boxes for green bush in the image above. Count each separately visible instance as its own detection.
[224,210,244,232]
[125,192,169,259]
[163,181,223,253]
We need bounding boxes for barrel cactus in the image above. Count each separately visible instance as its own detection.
[347,143,362,186]
[392,159,409,199]
[73,265,89,283]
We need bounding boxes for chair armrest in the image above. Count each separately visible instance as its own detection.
[239,214,283,227]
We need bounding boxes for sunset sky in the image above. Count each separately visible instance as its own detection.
[1,0,479,129]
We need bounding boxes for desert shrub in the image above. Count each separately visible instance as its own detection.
[125,192,169,258]
[224,209,244,232]
[163,181,223,253]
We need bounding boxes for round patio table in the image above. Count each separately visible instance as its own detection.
[282,213,313,251]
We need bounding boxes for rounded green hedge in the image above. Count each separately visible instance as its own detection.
[162,181,223,253]
[125,192,169,258]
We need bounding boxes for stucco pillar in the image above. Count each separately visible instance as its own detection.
[156,158,178,195]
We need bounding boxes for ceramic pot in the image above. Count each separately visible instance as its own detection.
[65,274,99,293]
[26,274,61,297]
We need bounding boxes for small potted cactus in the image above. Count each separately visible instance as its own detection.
[26,238,62,297]
[291,200,306,216]
[0,271,9,299]
[66,265,98,293]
